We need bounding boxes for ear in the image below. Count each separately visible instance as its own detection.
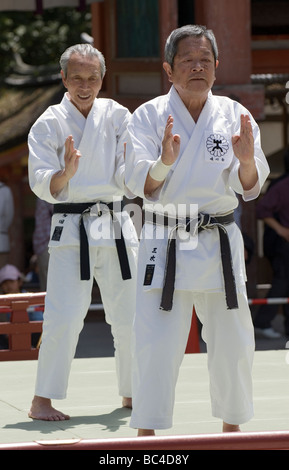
[163,62,173,83]
[215,59,219,69]
[61,70,67,89]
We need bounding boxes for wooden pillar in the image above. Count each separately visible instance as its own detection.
[91,1,105,52]
[158,0,178,93]
[194,0,264,121]
[195,0,251,85]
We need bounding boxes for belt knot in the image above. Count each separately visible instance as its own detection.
[158,211,238,312]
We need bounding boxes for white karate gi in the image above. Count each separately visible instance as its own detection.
[125,86,270,428]
[28,93,138,400]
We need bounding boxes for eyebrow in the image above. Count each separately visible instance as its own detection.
[178,47,213,57]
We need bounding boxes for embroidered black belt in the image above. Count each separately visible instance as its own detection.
[53,202,131,281]
[145,211,238,311]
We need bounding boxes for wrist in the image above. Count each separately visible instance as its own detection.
[149,156,173,181]
[58,168,71,182]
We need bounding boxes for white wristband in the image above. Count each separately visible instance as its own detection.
[149,156,173,181]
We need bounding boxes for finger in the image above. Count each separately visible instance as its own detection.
[166,114,173,124]
[166,115,174,129]
[240,115,246,133]
[165,115,174,137]
[231,135,239,146]
[65,135,75,156]
[64,136,71,151]
[71,149,81,161]
[241,114,252,135]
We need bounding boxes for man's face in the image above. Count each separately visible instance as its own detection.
[61,53,103,117]
[164,35,218,100]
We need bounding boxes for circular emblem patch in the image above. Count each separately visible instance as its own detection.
[206,134,229,161]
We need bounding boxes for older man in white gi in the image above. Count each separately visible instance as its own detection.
[28,44,138,420]
[125,25,270,435]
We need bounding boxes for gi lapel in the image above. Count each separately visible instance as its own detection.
[166,88,215,186]
[77,100,102,157]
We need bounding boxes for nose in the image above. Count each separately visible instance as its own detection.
[79,79,89,88]
[191,61,204,71]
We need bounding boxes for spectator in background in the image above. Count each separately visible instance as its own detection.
[0,265,24,349]
[0,264,23,295]
[25,254,40,288]
[32,199,53,291]
[0,181,14,269]
[254,149,289,339]
[0,264,23,349]
[0,264,43,348]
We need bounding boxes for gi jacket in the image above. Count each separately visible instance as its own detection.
[28,93,138,249]
[125,86,270,292]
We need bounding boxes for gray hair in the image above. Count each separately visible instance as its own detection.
[164,25,218,68]
[60,43,106,79]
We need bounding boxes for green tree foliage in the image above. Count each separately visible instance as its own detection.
[0,8,92,79]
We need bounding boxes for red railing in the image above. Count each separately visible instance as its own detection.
[249,297,289,305]
[0,430,289,450]
[0,293,201,360]
[0,293,45,361]
[1,293,287,361]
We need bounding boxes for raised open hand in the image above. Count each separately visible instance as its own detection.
[232,115,258,191]
[64,135,81,179]
[50,135,81,196]
[232,114,254,164]
[161,115,181,165]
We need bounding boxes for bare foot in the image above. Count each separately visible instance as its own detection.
[138,429,155,437]
[122,397,132,408]
[222,421,241,432]
[28,396,70,421]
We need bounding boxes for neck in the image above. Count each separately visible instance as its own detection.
[66,92,92,118]
[184,95,208,122]
[175,87,209,122]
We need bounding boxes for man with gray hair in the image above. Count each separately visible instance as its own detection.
[125,25,269,435]
[28,44,138,420]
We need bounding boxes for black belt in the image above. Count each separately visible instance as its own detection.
[145,211,238,311]
[53,202,131,281]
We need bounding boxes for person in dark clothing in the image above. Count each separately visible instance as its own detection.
[254,149,289,338]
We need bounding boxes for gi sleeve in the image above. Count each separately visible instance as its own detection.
[28,115,70,203]
[125,106,163,200]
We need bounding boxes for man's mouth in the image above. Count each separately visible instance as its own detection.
[78,94,91,100]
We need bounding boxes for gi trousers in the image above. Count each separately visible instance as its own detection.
[34,244,137,400]
[130,286,255,430]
